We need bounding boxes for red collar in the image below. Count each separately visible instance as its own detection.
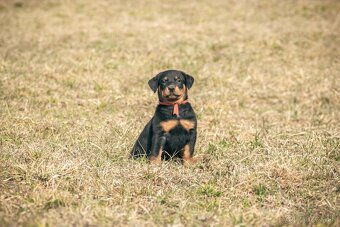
[159,99,188,117]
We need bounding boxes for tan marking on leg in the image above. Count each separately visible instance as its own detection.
[179,119,195,131]
[160,120,178,132]
[150,148,163,164]
[182,144,196,167]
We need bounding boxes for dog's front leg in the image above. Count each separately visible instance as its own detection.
[149,134,166,164]
[182,130,197,166]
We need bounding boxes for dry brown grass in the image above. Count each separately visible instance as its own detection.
[0,0,339,226]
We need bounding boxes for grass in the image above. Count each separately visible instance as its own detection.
[0,0,339,226]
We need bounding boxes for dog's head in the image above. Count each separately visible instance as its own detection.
[148,70,194,103]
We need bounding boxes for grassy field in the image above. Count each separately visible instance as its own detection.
[0,0,339,226]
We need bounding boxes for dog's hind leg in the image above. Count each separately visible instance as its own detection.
[131,119,153,158]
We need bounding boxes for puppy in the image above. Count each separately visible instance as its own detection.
[131,70,197,165]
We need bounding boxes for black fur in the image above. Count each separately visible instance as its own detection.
[131,70,197,163]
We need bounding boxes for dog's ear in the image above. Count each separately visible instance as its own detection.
[148,72,161,93]
[182,72,194,89]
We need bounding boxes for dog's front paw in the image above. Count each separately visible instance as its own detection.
[149,156,162,164]
[183,157,197,167]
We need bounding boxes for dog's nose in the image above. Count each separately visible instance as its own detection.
[168,85,175,91]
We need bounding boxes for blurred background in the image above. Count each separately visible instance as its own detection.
[0,0,339,226]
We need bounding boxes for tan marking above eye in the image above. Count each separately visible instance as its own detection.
[179,120,195,131]
[160,120,178,132]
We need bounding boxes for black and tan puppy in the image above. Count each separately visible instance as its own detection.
[131,70,197,165]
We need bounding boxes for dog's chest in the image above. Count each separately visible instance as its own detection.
[160,119,195,152]
[160,119,195,133]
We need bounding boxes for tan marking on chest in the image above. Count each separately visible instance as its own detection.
[160,120,178,132]
[179,119,195,131]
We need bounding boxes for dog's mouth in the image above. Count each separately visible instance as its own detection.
[167,94,180,98]
[160,87,185,102]
[164,94,181,100]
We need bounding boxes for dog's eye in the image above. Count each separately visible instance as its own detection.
[162,78,168,83]
[175,77,181,82]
